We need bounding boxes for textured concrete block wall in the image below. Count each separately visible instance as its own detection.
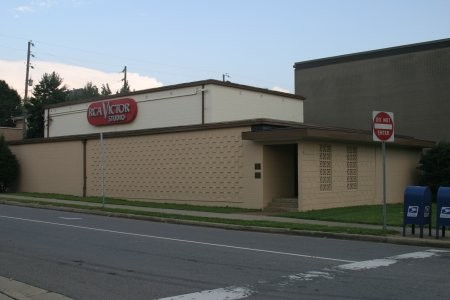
[10,126,263,209]
[299,141,377,211]
[86,127,250,206]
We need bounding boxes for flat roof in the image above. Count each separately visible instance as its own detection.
[46,79,305,109]
[294,38,450,70]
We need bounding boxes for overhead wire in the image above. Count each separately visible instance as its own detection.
[1,34,289,91]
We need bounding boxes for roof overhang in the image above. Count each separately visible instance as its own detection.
[242,125,435,149]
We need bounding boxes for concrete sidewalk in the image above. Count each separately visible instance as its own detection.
[0,276,72,300]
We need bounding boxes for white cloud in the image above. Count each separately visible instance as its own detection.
[14,5,33,13]
[271,86,291,94]
[14,0,73,16]
[0,60,163,98]
[34,0,57,8]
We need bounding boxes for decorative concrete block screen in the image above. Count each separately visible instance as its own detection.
[86,128,245,205]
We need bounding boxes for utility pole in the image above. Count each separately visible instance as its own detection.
[23,40,34,138]
[24,40,34,102]
[122,66,127,84]
[222,73,230,82]
[121,66,129,93]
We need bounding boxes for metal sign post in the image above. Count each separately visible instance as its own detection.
[100,132,105,208]
[372,111,395,231]
[382,141,387,231]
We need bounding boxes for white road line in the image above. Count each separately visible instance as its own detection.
[286,270,335,281]
[284,249,447,285]
[390,251,437,260]
[338,249,445,271]
[338,258,397,270]
[59,217,82,220]
[157,286,254,300]
[165,249,448,299]
[0,215,356,263]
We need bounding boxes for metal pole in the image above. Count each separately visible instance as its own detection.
[24,41,32,102]
[23,40,33,138]
[382,141,387,231]
[100,132,105,208]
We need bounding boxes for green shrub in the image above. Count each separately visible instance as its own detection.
[418,142,450,199]
[0,136,20,192]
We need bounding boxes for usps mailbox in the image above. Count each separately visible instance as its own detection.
[403,186,432,238]
[436,186,450,239]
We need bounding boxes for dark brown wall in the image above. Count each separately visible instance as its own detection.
[295,41,450,142]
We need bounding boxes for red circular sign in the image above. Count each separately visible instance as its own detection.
[373,111,394,141]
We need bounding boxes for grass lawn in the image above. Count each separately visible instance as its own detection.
[6,192,434,234]
[1,197,392,236]
[12,192,260,214]
[277,203,437,227]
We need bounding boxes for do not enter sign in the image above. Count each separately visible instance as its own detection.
[373,111,394,142]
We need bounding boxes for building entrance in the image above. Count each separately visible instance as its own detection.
[263,144,298,211]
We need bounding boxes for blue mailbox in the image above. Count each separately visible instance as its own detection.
[436,186,450,239]
[403,186,432,238]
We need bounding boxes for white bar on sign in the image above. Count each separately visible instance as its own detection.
[374,123,393,130]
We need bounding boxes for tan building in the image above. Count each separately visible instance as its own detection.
[8,80,432,211]
[0,117,24,141]
[0,127,22,141]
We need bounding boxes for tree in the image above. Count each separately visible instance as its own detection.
[67,82,100,101]
[0,136,20,192]
[82,81,99,98]
[25,72,68,138]
[101,83,112,96]
[0,80,22,127]
[118,79,130,94]
[418,142,450,198]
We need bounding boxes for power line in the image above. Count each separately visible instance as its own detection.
[1,35,290,91]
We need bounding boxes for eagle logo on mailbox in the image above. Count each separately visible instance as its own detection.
[440,207,450,219]
[407,206,419,217]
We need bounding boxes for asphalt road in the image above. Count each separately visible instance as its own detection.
[1,204,449,300]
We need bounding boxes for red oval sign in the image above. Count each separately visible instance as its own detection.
[87,98,138,126]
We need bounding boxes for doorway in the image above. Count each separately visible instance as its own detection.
[263,144,298,210]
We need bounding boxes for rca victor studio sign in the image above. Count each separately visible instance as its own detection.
[87,98,138,126]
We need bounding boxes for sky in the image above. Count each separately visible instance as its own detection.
[0,0,449,98]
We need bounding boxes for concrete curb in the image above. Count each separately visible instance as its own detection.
[0,276,72,300]
[1,199,449,249]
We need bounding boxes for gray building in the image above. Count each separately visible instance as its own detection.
[294,38,450,142]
